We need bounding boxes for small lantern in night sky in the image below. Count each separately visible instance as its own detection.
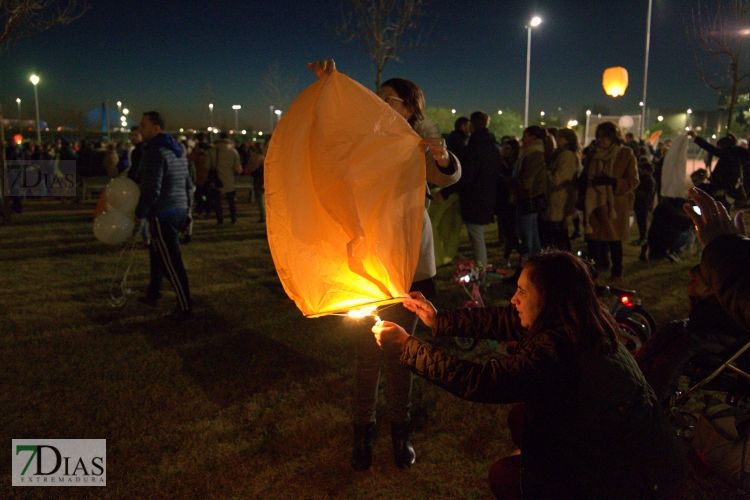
[603,67,629,97]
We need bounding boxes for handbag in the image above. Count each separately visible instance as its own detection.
[519,193,548,215]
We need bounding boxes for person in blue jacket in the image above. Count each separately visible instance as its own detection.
[135,111,193,319]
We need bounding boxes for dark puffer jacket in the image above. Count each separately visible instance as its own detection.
[399,305,687,499]
[442,128,501,225]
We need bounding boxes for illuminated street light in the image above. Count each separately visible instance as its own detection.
[524,15,542,128]
[451,109,456,115]
[657,115,664,122]
[209,103,214,137]
[29,75,41,143]
[568,119,578,127]
[540,111,545,116]
[16,97,21,120]
[498,109,503,115]
[232,104,241,132]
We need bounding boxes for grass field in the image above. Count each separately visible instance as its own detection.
[0,196,746,499]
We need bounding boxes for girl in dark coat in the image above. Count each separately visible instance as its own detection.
[373,250,687,499]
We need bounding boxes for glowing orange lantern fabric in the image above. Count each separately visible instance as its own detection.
[265,70,426,318]
[603,67,629,97]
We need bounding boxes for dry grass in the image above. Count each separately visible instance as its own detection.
[0,197,745,499]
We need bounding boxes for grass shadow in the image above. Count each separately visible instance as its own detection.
[175,328,333,408]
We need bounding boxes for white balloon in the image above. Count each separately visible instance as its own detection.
[93,209,135,245]
[105,177,140,216]
[618,115,635,129]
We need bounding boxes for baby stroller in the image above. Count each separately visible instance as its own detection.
[636,264,750,415]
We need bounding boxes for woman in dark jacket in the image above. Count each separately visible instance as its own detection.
[373,250,687,499]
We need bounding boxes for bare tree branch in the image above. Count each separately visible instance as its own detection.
[334,0,435,90]
[259,60,299,113]
[689,0,750,132]
[0,0,88,50]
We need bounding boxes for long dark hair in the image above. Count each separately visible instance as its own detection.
[522,250,619,355]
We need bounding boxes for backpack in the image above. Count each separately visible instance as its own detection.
[692,400,750,491]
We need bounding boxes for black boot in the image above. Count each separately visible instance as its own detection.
[351,423,376,471]
[391,421,416,469]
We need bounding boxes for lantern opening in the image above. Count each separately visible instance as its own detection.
[347,305,378,319]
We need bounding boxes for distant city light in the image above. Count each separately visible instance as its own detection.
[658,116,664,122]
[567,119,578,127]
[258,131,263,136]
[242,130,247,135]
[498,110,503,115]
[687,108,693,114]
[540,111,545,116]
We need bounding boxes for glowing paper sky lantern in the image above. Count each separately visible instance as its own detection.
[603,66,629,97]
[265,70,425,318]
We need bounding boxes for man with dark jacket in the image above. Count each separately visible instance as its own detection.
[126,126,146,184]
[445,116,469,159]
[442,111,501,277]
[135,111,193,319]
[688,131,749,208]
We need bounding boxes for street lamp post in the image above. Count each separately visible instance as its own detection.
[122,108,130,140]
[524,16,542,129]
[30,75,41,143]
[209,103,214,139]
[232,105,241,133]
[16,98,21,121]
[640,0,653,139]
[274,109,282,131]
[269,105,275,133]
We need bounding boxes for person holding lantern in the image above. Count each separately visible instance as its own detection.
[372,250,687,499]
[307,59,461,471]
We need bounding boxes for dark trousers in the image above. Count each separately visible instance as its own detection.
[497,204,522,259]
[539,219,571,251]
[215,190,237,224]
[634,208,649,241]
[587,239,623,277]
[194,184,208,215]
[147,212,192,312]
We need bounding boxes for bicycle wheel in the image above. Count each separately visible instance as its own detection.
[625,309,656,340]
[617,318,649,355]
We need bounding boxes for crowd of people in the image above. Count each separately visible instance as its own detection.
[439,114,749,284]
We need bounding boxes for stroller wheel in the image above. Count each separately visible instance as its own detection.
[726,393,750,416]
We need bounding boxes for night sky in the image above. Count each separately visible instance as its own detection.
[1,0,718,132]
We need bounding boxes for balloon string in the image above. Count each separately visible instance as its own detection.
[109,236,138,308]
